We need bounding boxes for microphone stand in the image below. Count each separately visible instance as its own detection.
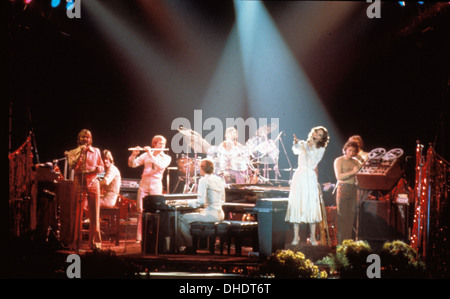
[278,133,293,180]
[183,155,191,194]
[76,145,88,251]
[190,133,199,193]
[53,157,68,179]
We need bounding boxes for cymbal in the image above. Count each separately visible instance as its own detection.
[178,128,211,154]
[256,123,278,136]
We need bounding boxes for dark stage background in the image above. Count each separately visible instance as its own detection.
[7,1,449,187]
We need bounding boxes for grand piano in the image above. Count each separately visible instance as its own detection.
[142,183,290,254]
[223,183,289,216]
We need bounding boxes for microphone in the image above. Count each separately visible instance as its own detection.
[275,131,283,142]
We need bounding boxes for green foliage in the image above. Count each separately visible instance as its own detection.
[259,249,328,279]
[379,240,426,278]
[317,239,373,278]
[317,239,427,278]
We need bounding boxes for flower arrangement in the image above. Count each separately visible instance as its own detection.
[259,249,328,279]
[317,239,427,278]
[379,240,426,278]
[317,239,372,278]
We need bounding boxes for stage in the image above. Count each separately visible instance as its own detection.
[3,230,334,279]
[7,0,450,282]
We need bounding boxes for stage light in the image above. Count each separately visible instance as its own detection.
[398,1,406,7]
[24,0,32,4]
[233,1,335,130]
[51,0,60,8]
[232,0,344,181]
[82,0,189,119]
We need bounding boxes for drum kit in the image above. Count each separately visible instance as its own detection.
[175,125,282,192]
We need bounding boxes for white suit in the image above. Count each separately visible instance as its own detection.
[129,151,171,241]
[179,174,225,247]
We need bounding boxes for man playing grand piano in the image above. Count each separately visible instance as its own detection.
[178,159,226,254]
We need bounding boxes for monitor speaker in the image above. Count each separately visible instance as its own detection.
[358,200,409,243]
[142,213,160,255]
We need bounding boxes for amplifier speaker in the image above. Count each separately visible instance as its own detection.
[358,200,408,244]
[120,190,138,200]
[142,213,160,255]
[120,178,140,200]
[356,159,403,190]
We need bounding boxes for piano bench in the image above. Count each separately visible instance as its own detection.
[226,221,258,256]
[215,222,231,255]
[190,222,216,255]
[100,207,121,246]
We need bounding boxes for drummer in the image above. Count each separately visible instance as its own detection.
[219,127,254,184]
[220,127,242,152]
[220,127,250,171]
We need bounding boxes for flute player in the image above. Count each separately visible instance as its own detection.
[128,135,172,243]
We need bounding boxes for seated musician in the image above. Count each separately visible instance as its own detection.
[99,149,122,208]
[178,159,225,254]
[220,127,240,151]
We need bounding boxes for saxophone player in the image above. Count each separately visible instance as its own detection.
[65,129,104,250]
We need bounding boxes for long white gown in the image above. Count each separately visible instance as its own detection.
[285,141,325,224]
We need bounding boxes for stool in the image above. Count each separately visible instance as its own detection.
[215,222,231,255]
[190,222,216,254]
[228,221,258,256]
[100,207,120,246]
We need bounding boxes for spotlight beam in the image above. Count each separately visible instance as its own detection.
[234,1,337,134]
[233,1,343,180]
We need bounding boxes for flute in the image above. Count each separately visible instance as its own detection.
[128,146,169,151]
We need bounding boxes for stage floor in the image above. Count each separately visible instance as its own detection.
[53,236,334,278]
[68,233,333,261]
[4,221,334,279]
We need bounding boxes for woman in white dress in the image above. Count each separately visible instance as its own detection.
[285,126,329,245]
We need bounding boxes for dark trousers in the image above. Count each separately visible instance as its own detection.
[336,183,357,244]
